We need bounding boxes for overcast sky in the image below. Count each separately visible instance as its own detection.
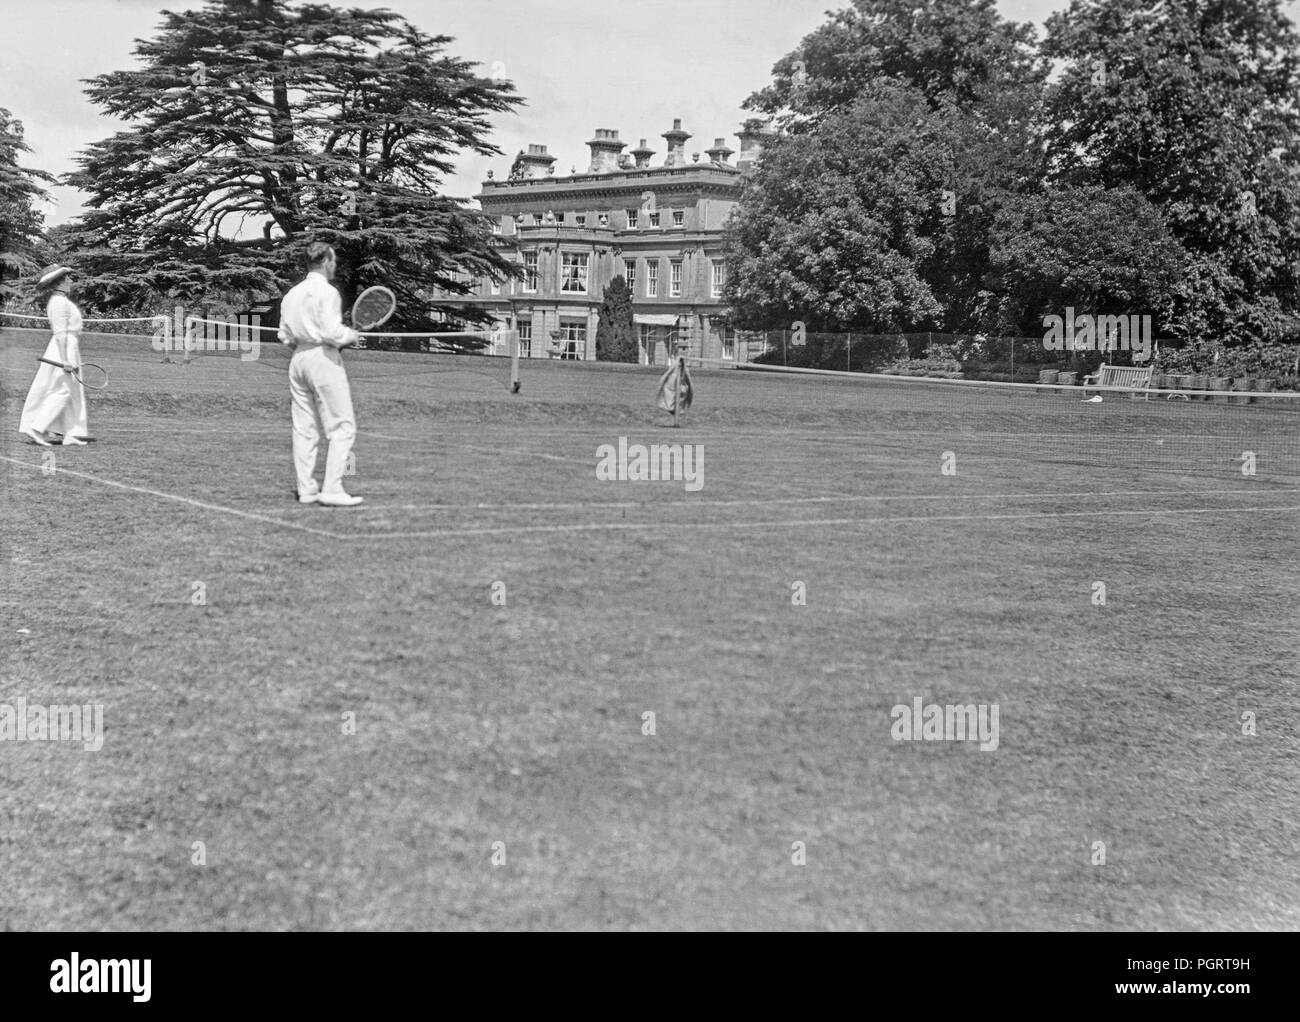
[3,0,1297,228]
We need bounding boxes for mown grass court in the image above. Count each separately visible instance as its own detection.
[2,324,1298,930]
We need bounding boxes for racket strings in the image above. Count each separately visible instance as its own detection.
[351,286,396,330]
[78,363,110,389]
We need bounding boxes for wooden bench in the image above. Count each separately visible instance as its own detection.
[1082,363,1153,399]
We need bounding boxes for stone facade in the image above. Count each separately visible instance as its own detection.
[431,118,775,364]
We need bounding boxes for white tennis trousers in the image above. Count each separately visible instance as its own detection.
[289,345,356,495]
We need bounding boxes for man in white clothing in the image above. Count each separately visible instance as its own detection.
[278,242,364,507]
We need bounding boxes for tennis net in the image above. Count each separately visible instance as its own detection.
[0,310,168,336]
[1,311,522,394]
[694,358,1300,482]
[179,317,521,393]
[0,311,189,368]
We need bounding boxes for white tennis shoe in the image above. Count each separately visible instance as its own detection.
[21,428,53,446]
[317,490,363,507]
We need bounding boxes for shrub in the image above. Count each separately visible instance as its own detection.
[880,356,962,378]
[1214,340,1300,381]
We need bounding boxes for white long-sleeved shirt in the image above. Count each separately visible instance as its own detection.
[277,271,358,350]
[47,293,82,363]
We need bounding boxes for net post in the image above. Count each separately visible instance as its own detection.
[508,329,521,393]
[674,344,686,428]
[672,356,679,428]
[151,314,170,363]
[182,316,198,365]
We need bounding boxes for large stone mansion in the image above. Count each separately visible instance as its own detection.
[432,118,775,363]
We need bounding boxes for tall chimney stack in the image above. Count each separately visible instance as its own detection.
[735,119,776,174]
[586,129,626,174]
[630,138,655,168]
[662,118,691,168]
[516,143,556,179]
[706,137,735,166]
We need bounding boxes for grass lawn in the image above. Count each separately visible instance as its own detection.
[2,326,1298,930]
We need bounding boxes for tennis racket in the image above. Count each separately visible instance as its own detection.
[38,357,108,390]
[351,286,396,331]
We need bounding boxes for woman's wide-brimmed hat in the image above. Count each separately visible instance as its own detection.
[35,264,73,289]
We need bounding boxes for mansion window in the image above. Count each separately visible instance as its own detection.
[559,320,586,360]
[523,252,538,292]
[561,252,589,293]
[646,261,659,297]
[626,209,639,228]
[623,259,636,292]
[517,321,532,358]
[711,261,726,297]
[639,324,656,364]
[720,326,735,360]
[669,259,682,297]
[672,210,684,227]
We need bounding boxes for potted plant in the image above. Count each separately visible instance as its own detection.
[1155,347,1189,396]
[1164,338,1233,399]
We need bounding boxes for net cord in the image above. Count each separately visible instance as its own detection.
[685,356,1293,401]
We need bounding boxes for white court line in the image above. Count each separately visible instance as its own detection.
[345,503,1300,540]
[73,424,283,435]
[0,454,338,538]
[5,455,1293,544]
[251,486,1300,515]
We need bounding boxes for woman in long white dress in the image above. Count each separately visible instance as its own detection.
[19,264,88,447]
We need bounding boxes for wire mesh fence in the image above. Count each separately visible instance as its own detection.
[730,329,1300,388]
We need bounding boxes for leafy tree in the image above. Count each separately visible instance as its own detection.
[594,275,637,362]
[985,184,1186,356]
[746,0,1044,123]
[918,83,1047,333]
[60,0,522,341]
[726,0,1048,334]
[725,86,961,331]
[0,109,55,306]
[1041,0,1300,345]
[727,0,1300,352]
